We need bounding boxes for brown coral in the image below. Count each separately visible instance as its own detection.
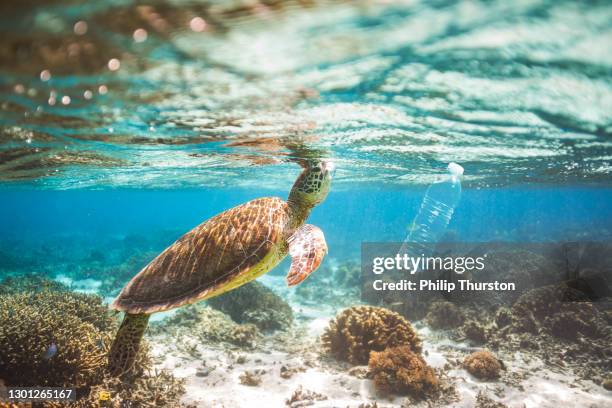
[425,301,465,330]
[462,321,487,344]
[285,386,327,407]
[0,290,114,388]
[0,284,185,407]
[368,346,438,398]
[153,304,261,349]
[463,351,503,380]
[511,284,609,340]
[494,307,513,328]
[322,306,422,365]
[207,281,293,331]
[239,370,264,386]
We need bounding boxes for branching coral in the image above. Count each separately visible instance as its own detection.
[207,281,293,331]
[425,301,465,330]
[0,273,68,295]
[463,351,503,380]
[0,290,115,388]
[153,304,261,348]
[229,324,260,348]
[322,306,422,365]
[239,370,264,386]
[462,321,487,344]
[368,346,438,398]
[494,307,513,328]
[286,386,328,407]
[511,284,608,340]
[0,283,185,407]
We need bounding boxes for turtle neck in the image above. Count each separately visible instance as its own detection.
[287,195,313,229]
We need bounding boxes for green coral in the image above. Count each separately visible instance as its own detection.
[207,281,292,331]
[322,306,422,365]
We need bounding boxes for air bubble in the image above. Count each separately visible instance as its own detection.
[40,70,51,82]
[133,28,148,43]
[190,17,207,32]
[108,58,121,71]
[74,21,88,35]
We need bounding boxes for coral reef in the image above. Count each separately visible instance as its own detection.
[425,301,465,330]
[207,281,293,331]
[229,324,260,348]
[0,273,68,295]
[280,364,306,379]
[0,284,185,407]
[462,321,487,344]
[511,284,609,340]
[322,306,422,365]
[368,346,439,398]
[463,351,503,380]
[294,260,360,306]
[333,261,361,288]
[153,304,261,348]
[285,386,328,407]
[65,370,185,408]
[0,290,115,387]
[475,391,507,408]
[494,307,513,328]
[239,370,264,386]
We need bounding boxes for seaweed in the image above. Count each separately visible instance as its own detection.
[322,306,422,365]
[368,346,439,398]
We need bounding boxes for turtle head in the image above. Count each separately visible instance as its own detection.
[288,160,334,208]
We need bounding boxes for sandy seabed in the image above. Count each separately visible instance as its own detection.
[148,276,612,408]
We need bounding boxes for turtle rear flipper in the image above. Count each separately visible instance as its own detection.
[286,224,328,286]
[108,313,150,376]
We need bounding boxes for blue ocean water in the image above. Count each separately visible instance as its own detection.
[0,0,611,290]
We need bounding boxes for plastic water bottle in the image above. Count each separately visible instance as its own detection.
[402,162,464,270]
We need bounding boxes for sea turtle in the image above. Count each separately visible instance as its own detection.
[108,160,334,376]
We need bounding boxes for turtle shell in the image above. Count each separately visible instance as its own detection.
[111,197,290,314]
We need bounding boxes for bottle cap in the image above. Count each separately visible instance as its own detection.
[447,162,464,177]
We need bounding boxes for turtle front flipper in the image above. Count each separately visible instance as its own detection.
[286,224,328,286]
[108,312,150,376]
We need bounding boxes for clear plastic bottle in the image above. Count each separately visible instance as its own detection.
[402,162,464,271]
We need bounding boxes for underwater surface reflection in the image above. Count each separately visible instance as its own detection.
[0,0,611,189]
